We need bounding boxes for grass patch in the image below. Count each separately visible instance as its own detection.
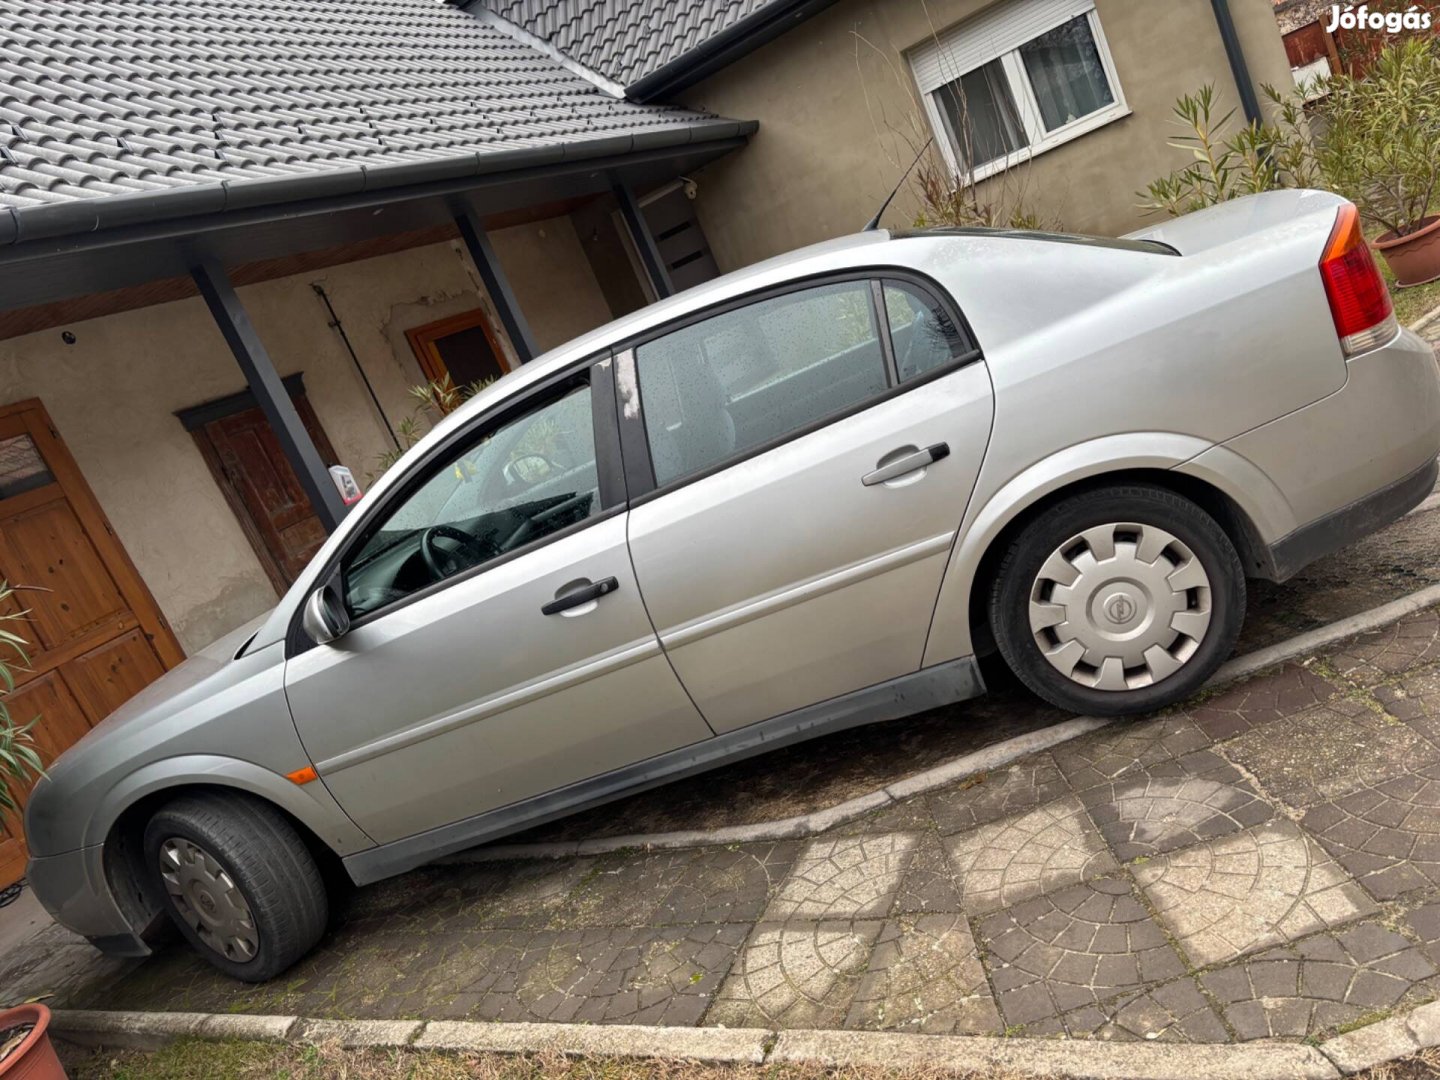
[1358,1045,1440,1079]
[58,1039,1037,1080]
[1334,1008,1392,1035]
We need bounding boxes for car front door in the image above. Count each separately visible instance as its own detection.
[619,274,995,734]
[283,360,712,844]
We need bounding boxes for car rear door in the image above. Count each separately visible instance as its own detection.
[619,274,994,734]
[283,358,712,845]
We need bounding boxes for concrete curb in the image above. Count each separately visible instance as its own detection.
[1410,301,1440,337]
[416,1020,770,1062]
[55,1005,1440,1077]
[440,583,1440,866]
[770,1029,1339,1079]
[1408,491,1440,518]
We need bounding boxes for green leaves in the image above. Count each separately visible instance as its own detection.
[0,581,45,819]
[372,375,496,480]
[1312,39,1440,237]
[1138,82,1298,217]
[1142,39,1440,233]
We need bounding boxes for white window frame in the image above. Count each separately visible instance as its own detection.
[910,2,1130,185]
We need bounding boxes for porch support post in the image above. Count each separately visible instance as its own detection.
[454,208,538,364]
[612,180,674,300]
[192,259,348,532]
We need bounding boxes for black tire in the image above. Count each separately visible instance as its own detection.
[988,484,1245,717]
[143,791,328,982]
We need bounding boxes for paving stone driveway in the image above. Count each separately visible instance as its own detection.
[18,602,1440,1048]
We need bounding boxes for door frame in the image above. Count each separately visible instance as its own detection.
[177,374,339,595]
[0,398,184,668]
[0,397,183,883]
[405,308,513,389]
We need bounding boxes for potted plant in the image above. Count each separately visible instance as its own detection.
[0,1002,65,1078]
[1313,39,1440,285]
[0,582,44,828]
[0,585,63,1079]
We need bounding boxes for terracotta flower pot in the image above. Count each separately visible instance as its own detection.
[0,1004,66,1080]
[1375,214,1440,287]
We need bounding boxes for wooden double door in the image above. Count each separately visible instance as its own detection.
[0,400,182,886]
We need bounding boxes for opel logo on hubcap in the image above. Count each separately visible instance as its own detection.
[1105,595,1136,624]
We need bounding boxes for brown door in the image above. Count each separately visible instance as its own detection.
[0,400,183,887]
[186,382,341,591]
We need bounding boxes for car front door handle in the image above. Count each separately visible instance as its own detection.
[862,442,950,487]
[542,577,619,616]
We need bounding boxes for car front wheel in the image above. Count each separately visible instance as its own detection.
[143,791,328,982]
[989,484,1245,716]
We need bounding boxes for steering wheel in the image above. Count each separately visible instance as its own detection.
[420,524,487,580]
[497,492,594,554]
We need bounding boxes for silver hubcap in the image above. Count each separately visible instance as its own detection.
[1028,522,1212,691]
[158,838,259,962]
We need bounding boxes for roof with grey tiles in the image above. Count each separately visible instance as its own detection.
[0,0,735,214]
[476,0,783,89]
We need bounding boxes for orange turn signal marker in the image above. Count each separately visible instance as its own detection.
[286,766,319,786]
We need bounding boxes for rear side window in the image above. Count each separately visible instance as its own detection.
[883,281,972,382]
[635,281,889,487]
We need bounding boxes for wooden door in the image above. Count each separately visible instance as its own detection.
[189,387,341,591]
[0,400,183,887]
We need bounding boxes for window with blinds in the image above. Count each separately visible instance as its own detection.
[908,0,1129,183]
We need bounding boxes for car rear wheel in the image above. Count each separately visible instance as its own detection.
[989,485,1245,716]
[143,791,328,982]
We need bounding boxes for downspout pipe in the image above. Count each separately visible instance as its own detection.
[1210,0,1264,126]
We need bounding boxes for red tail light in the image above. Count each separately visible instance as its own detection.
[1319,202,1397,357]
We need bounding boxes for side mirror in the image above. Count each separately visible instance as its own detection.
[302,582,351,645]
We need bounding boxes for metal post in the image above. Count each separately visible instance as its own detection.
[1210,0,1262,127]
[454,208,539,364]
[192,259,348,532]
[612,181,674,300]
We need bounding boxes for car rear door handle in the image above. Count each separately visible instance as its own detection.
[862,443,950,487]
[542,577,619,616]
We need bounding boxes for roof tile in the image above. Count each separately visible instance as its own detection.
[482,0,778,88]
[0,0,725,211]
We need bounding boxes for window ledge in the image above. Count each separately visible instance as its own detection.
[963,104,1132,186]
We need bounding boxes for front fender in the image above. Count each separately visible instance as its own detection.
[86,753,375,857]
[922,433,1294,666]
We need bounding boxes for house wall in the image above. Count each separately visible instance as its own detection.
[0,215,612,654]
[679,0,1294,272]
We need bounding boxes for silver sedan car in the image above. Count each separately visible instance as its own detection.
[26,189,1440,980]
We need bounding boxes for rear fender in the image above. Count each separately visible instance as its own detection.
[922,433,1294,665]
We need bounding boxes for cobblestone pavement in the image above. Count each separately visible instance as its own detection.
[8,597,1440,1050]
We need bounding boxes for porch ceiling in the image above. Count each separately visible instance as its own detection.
[0,0,755,313]
[0,131,748,314]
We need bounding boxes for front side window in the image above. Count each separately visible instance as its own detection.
[883,282,971,382]
[635,281,889,487]
[343,383,600,617]
[912,7,1125,181]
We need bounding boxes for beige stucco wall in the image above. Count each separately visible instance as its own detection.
[681,0,1294,271]
[0,214,613,654]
